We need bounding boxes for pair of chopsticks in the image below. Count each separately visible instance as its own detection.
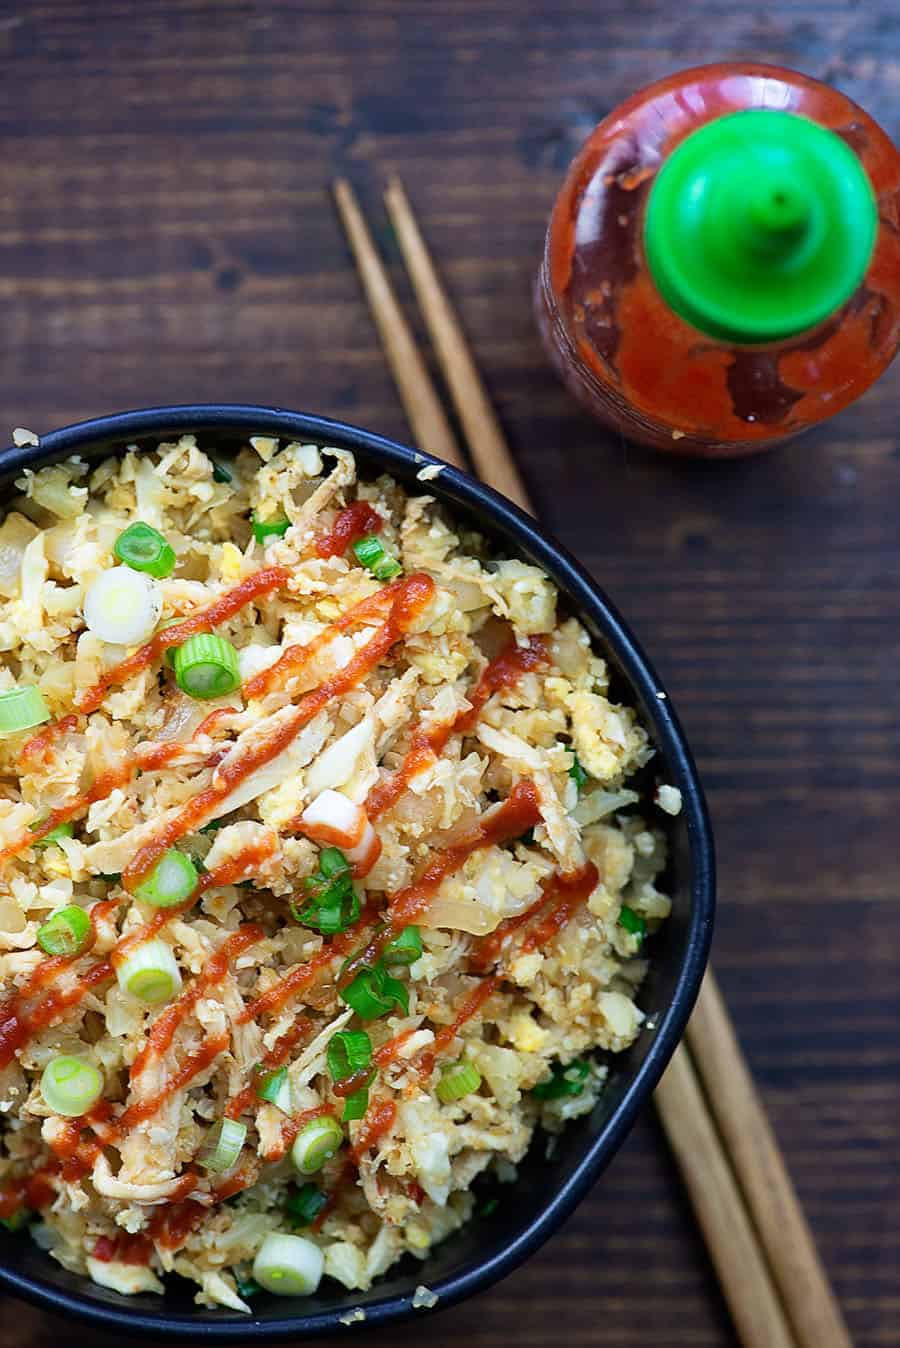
[332,176,853,1348]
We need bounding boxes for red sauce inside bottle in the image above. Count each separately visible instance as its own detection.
[538,63,900,455]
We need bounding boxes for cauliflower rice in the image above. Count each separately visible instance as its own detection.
[0,435,673,1310]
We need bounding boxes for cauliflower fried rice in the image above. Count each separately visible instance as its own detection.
[0,436,674,1310]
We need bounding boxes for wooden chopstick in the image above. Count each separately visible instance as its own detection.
[333,174,853,1348]
[383,176,532,514]
[332,179,466,470]
[654,1044,796,1348]
[687,971,854,1348]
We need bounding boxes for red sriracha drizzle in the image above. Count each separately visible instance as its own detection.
[316,502,382,559]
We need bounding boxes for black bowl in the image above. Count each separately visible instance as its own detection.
[0,405,714,1339]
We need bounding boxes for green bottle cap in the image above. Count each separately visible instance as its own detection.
[643,109,878,343]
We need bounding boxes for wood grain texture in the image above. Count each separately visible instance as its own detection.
[0,2,897,1345]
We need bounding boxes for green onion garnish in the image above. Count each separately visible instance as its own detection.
[352,534,402,582]
[383,925,423,966]
[200,1117,247,1173]
[251,514,290,544]
[83,567,162,646]
[436,1059,482,1104]
[115,937,182,1004]
[37,905,91,957]
[285,1183,327,1228]
[326,1030,372,1082]
[133,848,198,907]
[256,1065,291,1111]
[340,961,409,1021]
[619,905,647,945]
[252,1232,324,1296]
[341,1086,370,1122]
[113,522,176,579]
[172,633,241,700]
[292,849,360,936]
[40,1055,104,1117]
[30,820,75,849]
[532,1058,591,1100]
[0,1210,30,1233]
[568,753,589,791]
[290,1114,343,1176]
[0,687,50,738]
[318,846,349,878]
[211,461,233,485]
[234,1273,261,1299]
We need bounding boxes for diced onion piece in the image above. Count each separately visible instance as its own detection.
[252,1232,324,1297]
[83,567,162,645]
[37,905,91,957]
[618,905,647,944]
[0,687,50,738]
[40,1055,104,1117]
[436,1059,482,1104]
[132,849,198,907]
[200,1118,247,1173]
[115,937,182,1004]
[256,1066,292,1112]
[114,522,176,579]
[290,1115,343,1175]
[172,634,241,700]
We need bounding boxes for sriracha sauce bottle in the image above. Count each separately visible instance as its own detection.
[537,63,900,456]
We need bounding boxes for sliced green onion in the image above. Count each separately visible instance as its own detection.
[200,1117,247,1173]
[292,856,360,936]
[318,846,349,878]
[532,1058,591,1100]
[619,905,647,944]
[341,1086,370,1122]
[234,1273,260,1299]
[211,461,233,485]
[251,514,290,544]
[30,820,74,849]
[37,905,91,957]
[352,534,401,581]
[115,937,182,1004]
[256,1066,291,1111]
[290,1115,343,1176]
[114,522,176,579]
[568,753,589,791]
[0,1210,30,1232]
[340,961,408,1021]
[0,687,50,738]
[199,816,228,834]
[172,634,241,700]
[285,1183,327,1228]
[436,1059,482,1104]
[132,848,198,907]
[40,1055,103,1117]
[252,1231,324,1296]
[83,567,162,646]
[326,1030,372,1082]
[383,925,422,966]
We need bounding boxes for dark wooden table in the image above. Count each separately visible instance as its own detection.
[1,3,898,1345]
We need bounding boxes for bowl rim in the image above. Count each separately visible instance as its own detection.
[0,404,715,1339]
